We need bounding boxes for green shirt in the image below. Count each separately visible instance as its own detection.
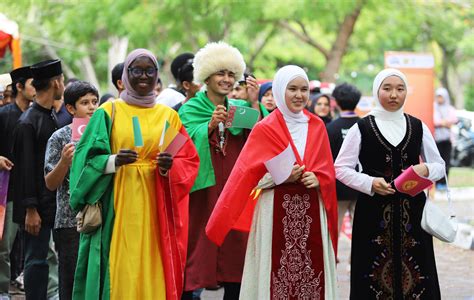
[179,91,269,192]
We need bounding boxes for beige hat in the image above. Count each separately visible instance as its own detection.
[0,73,12,91]
[193,41,246,84]
[0,73,12,89]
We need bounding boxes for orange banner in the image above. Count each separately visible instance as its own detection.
[385,52,435,133]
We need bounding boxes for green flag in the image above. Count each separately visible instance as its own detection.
[225,105,260,129]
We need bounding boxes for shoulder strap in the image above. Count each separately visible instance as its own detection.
[109,100,115,135]
[108,100,116,151]
[445,173,455,217]
[427,173,455,218]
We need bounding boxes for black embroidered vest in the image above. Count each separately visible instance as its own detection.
[358,114,422,186]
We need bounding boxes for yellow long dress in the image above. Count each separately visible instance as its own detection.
[106,100,179,299]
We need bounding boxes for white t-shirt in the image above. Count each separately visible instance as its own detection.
[155,88,185,107]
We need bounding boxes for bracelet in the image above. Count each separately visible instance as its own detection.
[159,167,169,177]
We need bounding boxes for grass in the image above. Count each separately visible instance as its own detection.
[449,167,474,188]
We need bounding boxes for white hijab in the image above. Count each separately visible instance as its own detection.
[273,65,309,159]
[370,68,408,146]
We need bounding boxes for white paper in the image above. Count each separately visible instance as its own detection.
[264,144,296,185]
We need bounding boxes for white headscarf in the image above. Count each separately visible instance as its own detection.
[370,68,408,146]
[272,65,309,158]
[435,87,451,106]
[434,87,454,141]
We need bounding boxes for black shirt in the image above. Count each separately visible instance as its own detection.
[0,102,24,203]
[11,102,58,226]
[0,102,23,159]
[53,102,72,128]
[326,115,360,201]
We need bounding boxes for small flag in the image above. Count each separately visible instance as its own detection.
[159,120,187,157]
[71,118,90,142]
[393,166,433,196]
[132,116,144,147]
[0,170,10,240]
[264,144,296,185]
[224,105,259,129]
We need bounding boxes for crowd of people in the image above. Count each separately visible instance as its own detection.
[0,40,453,300]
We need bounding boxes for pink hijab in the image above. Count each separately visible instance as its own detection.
[120,48,158,108]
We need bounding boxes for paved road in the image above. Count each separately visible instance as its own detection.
[11,188,474,299]
[9,235,473,300]
[202,235,474,299]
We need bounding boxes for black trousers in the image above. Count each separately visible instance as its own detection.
[10,227,24,280]
[181,283,241,300]
[436,140,451,184]
[53,228,80,300]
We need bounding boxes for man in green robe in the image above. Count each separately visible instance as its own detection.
[179,41,268,300]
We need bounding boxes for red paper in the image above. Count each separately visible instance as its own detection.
[394,166,433,196]
[71,118,90,142]
[164,132,187,157]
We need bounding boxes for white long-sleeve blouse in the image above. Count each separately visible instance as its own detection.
[334,122,445,196]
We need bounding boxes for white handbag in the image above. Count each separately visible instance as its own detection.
[421,175,458,243]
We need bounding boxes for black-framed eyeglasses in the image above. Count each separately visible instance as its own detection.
[128,67,158,78]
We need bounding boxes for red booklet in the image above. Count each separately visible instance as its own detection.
[393,166,433,196]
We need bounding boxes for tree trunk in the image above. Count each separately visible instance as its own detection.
[107,36,129,94]
[439,44,456,106]
[279,1,365,83]
[321,1,364,82]
[448,66,464,109]
[77,51,100,94]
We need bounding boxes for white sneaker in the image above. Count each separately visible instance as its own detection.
[14,273,24,291]
[47,293,59,300]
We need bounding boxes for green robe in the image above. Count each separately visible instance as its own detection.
[69,107,115,300]
[178,91,269,192]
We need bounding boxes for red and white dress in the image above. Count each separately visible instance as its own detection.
[206,109,338,299]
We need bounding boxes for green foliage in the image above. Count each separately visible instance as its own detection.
[465,84,474,111]
[0,0,472,99]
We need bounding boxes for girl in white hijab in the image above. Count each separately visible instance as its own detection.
[240,65,337,299]
[206,65,338,299]
[334,68,445,298]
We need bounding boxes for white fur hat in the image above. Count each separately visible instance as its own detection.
[193,41,246,84]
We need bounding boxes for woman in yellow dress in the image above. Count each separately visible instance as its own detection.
[70,49,199,299]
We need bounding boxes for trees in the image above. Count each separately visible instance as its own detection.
[0,0,472,106]
[277,0,366,82]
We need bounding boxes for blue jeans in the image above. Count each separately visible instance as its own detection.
[23,226,52,300]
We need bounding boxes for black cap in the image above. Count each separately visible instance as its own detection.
[10,66,33,82]
[31,59,62,80]
[170,53,194,80]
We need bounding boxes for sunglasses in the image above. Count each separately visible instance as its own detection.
[128,67,158,78]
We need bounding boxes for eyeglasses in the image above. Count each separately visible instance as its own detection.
[128,67,158,78]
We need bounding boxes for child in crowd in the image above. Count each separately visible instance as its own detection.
[326,83,361,247]
[44,81,99,300]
